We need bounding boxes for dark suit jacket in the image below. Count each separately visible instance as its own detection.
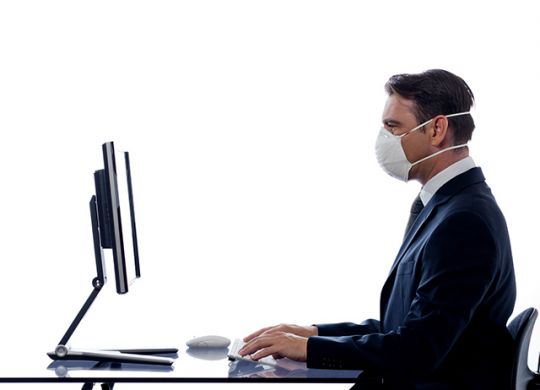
[307,168,516,389]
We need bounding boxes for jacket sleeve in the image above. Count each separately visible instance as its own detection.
[315,319,381,337]
[306,211,500,377]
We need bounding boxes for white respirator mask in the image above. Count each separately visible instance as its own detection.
[375,112,470,182]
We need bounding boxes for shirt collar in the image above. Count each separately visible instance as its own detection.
[419,156,476,206]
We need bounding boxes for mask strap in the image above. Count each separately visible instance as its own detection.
[410,111,471,166]
[445,111,470,118]
[400,111,470,138]
[400,118,433,138]
[411,143,468,167]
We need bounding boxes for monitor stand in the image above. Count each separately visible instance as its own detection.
[48,196,178,366]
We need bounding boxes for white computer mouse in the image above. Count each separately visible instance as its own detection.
[186,335,231,349]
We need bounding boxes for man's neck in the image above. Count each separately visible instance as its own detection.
[419,155,476,205]
[417,148,469,185]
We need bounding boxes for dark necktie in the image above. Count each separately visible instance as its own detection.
[404,195,424,237]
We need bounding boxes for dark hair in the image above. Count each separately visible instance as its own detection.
[384,69,475,144]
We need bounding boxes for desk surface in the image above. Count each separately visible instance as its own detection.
[0,344,365,384]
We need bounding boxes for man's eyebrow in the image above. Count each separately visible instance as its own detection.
[382,118,402,126]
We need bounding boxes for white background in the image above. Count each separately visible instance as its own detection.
[1,1,539,389]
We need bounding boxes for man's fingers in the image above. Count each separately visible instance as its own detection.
[240,334,279,356]
[251,344,280,361]
[244,324,286,342]
[243,326,274,342]
[240,333,308,363]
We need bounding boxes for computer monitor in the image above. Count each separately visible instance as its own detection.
[94,142,140,294]
[48,142,176,366]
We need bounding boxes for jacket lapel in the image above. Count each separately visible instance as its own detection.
[388,167,486,277]
[386,200,438,277]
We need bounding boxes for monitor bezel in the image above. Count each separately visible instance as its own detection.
[102,142,129,294]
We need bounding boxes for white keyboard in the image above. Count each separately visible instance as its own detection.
[227,339,278,367]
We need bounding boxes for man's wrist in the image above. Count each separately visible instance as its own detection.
[308,325,318,337]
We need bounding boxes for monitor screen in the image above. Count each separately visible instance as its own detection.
[94,142,140,294]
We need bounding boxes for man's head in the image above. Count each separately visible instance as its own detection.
[377,69,476,184]
[384,69,475,145]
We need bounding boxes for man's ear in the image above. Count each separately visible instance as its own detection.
[430,115,450,147]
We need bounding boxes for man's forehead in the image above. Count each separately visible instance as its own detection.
[382,94,417,123]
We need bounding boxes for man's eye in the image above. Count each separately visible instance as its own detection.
[386,125,398,133]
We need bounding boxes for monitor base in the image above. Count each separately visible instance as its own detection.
[48,345,177,366]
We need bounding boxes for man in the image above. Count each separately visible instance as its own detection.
[240,69,516,389]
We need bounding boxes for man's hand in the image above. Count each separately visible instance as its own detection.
[240,324,318,362]
[239,331,309,362]
[244,324,318,342]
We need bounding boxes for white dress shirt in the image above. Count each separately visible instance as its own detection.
[419,156,476,206]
